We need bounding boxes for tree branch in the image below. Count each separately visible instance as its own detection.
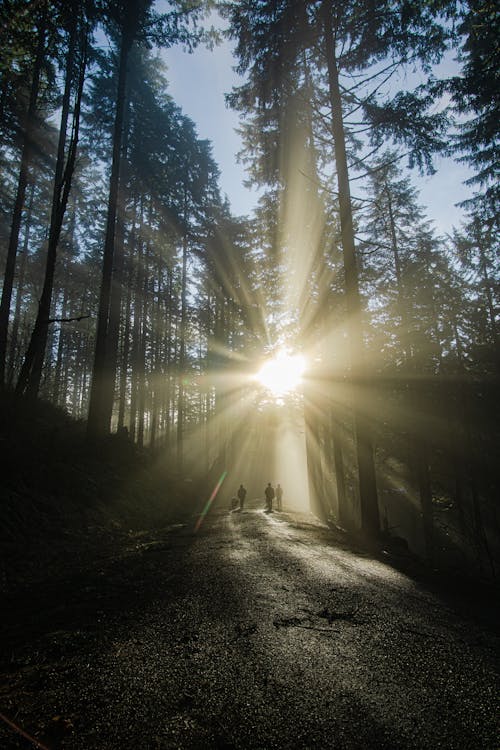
[46,314,90,325]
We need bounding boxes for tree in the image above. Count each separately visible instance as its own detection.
[16,3,90,399]
[222,0,450,536]
[86,0,210,439]
[0,1,49,387]
[451,211,499,364]
[86,1,152,438]
[448,0,499,219]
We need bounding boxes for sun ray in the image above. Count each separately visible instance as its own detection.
[255,352,306,396]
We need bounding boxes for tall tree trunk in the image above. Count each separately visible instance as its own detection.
[117,258,133,431]
[53,204,77,404]
[450,321,468,544]
[117,195,138,430]
[150,261,163,449]
[386,183,434,560]
[164,270,174,451]
[7,185,34,385]
[213,298,228,466]
[177,230,188,470]
[304,388,327,521]
[16,19,86,399]
[329,406,348,527]
[100,99,131,431]
[52,284,69,405]
[323,4,379,535]
[0,10,46,387]
[87,7,136,438]
[129,200,145,441]
[137,230,150,449]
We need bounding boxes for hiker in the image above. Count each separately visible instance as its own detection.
[264,482,275,512]
[237,483,247,510]
[276,483,283,511]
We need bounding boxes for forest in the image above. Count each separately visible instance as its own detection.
[0,0,499,583]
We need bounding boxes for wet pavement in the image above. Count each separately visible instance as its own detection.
[0,508,498,749]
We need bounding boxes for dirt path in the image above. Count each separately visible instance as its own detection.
[0,509,498,749]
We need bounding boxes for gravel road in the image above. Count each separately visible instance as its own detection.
[0,507,498,749]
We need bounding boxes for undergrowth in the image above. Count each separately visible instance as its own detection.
[0,392,203,591]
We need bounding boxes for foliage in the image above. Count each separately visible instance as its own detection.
[0,1,498,575]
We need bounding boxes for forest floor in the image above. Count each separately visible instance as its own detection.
[0,393,202,595]
[0,502,498,750]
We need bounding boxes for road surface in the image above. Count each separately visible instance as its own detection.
[0,508,498,748]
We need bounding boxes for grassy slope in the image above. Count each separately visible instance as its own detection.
[0,394,203,592]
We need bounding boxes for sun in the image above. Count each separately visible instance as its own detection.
[255,352,306,396]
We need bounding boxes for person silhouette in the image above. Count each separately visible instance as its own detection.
[276,483,283,511]
[264,482,275,512]
[237,483,247,510]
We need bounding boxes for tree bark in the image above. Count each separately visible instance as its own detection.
[0,9,46,387]
[87,7,136,438]
[177,226,188,470]
[117,257,133,431]
[385,182,434,559]
[129,203,145,443]
[137,228,150,449]
[52,283,69,405]
[16,17,86,399]
[7,185,34,385]
[323,3,379,535]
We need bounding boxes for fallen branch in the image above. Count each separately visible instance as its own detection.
[0,711,51,750]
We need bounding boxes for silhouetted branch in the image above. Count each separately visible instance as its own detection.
[46,314,90,325]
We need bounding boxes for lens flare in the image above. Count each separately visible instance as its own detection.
[255,352,306,396]
[194,470,228,532]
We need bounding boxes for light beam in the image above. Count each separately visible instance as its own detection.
[255,352,306,396]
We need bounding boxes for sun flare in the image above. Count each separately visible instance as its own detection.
[255,352,306,396]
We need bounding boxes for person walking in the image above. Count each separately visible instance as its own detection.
[264,482,275,512]
[276,483,283,511]
[237,483,247,510]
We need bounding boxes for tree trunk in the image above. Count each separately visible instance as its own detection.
[177,229,188,470]
[0,10,46,387]
[330,407,348,527]
[16,18,86,399]
[87,8,136,438]
[150,260,163,449]
[129,223,144,443]
[323,4,379,535]
[52,284,69,405]
[7,185,34,385]
[305,401,328,521]
[164,270,174,451]
[386,182,434,560]
[117,258,133,431]
[137,232,150,449]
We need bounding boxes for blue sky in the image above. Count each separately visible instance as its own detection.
[162,36,473,235]
[162,37,261,218]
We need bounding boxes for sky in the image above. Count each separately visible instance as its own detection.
[162,33,473,236]
[162,37,261,218]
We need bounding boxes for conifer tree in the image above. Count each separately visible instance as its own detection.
[222,0,450,535]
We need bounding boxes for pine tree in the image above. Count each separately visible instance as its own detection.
[0,2,49,386]
[221,0,450,536]
[86,0,212,438]
[16,2,90,399]
[448,0,499,219]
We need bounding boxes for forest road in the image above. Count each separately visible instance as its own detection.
[0,508,499,749]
